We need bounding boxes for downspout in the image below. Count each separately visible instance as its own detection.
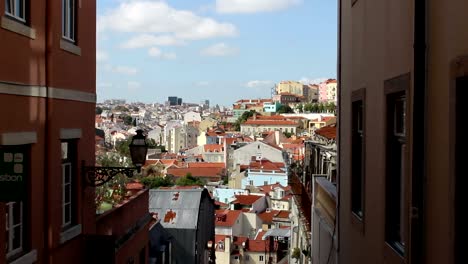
[336,0,342,262]
[412,0,427,262]
[43,0,51,262]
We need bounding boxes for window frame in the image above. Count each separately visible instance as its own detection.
[61,0,76,42]
[4,0,27,23]
[384,73,410,263]
[350,88,366,232]
[3,144,31,261]
[61,140,77,230]
[5,201,24,258]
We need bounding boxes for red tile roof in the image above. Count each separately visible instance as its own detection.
[247,239,277,252]
[258,210,280,223]
[188,162,225,168]
[233,236,248,246]
[275,210,290,219]
[243,120,298,126]
[258,183,291,194]
[232,194,263,205]
[215,209,242,227]
[315,124,337,140]
[204,144,224,152]
[166,167,223,179]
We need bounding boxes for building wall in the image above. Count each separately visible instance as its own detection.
[338,0,465,263]
[232,142,284,168]
[242,213,262,237]
[240,124,297,136]
[242,172,288,189]
[0,1,96,263]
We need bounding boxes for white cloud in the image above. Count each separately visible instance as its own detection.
[96,50,108,62]
[113,66,138,75]
[121,34,185,49]
[98,1,238,40]
[200,43,238,57]
[148,47,177,60]
[299,77,327,85]
[245,80,274,88]
[216,0,302,13]
[128,81,141,91]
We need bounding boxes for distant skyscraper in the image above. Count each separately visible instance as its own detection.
[200,99,210,109]
[177,98,182,105]
[168,96,178,106]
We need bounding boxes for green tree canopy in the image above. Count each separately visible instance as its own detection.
[297,104,303,113]
[141,176,174,189]
[114,105,129,112]
[175,173,205,186]
[233,110,257,131]
[277,104,294,113]
[96,106,103,115]
[123,115,133,125]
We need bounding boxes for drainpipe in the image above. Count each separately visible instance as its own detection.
[336,0,342,262]
[43,0,51,262]
[411,0,427,262]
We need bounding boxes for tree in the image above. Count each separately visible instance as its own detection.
[297,104,303,113]
[114,105,129,112]
[233,110,257,131]
[304,103,313,112]
[96,106,103,115]
[141,176,174,189]
[132,118,137,127]
[283,131,293,138]
[277,104,294,113]
[175,173,205,186]
[143,163,165,178]
[318,103,325,113]
[133,106,139,112]
[327,102,336,113]
[123,115,133,125]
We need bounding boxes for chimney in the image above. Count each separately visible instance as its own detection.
[225,236,231,253]
[253,113,257,120]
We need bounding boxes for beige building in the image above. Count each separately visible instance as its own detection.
[338,0,466,263]
[276,81,304,96]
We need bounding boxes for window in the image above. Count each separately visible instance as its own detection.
[264,181,268,186]
[259,255,264,261]
[351,89,365,223]
[62,0,76,42]
[61,140,77,229]
[4,0,26,22]
[5,202,24,258]
[385,75,409,257]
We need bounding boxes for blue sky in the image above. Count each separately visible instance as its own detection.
[96,0,337,106]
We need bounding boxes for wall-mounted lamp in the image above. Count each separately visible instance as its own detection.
[83,129,148,186]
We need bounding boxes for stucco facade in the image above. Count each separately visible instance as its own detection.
[338,0,467,263]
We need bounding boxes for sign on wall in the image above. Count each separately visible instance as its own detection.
[0,146,27,201]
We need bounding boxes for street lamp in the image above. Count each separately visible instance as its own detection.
[83,129,148,187]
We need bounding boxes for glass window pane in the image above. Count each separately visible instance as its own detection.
[61,142,68,160]
[5,0,11,14]
[12,226,21,249]
[64,164,71,183]
[12,203,21,225]
[65,185,71,203]
[64,204,71,224]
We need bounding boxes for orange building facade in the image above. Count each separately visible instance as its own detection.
[0,1,110,263]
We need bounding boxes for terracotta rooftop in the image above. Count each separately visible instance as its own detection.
[232,194,263,205]
[243,120,298,126]
[247,239,277,252]
[204,144,224,152]
[258,210,280,223]
[215,209,242,227]
[258,183,291,194]
[166,167,224,179]
[315,124,337,140]
[188,162,225,168]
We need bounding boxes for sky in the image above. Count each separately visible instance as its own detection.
[96,0,337,107]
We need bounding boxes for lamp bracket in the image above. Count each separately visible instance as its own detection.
[82,161,136,187]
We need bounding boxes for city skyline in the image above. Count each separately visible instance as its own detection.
[96,0,337,106]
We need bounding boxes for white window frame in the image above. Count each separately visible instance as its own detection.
[6,201,24,258]
[62,162,72,228]
[62,0,75,42]
[5,0,26,23]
